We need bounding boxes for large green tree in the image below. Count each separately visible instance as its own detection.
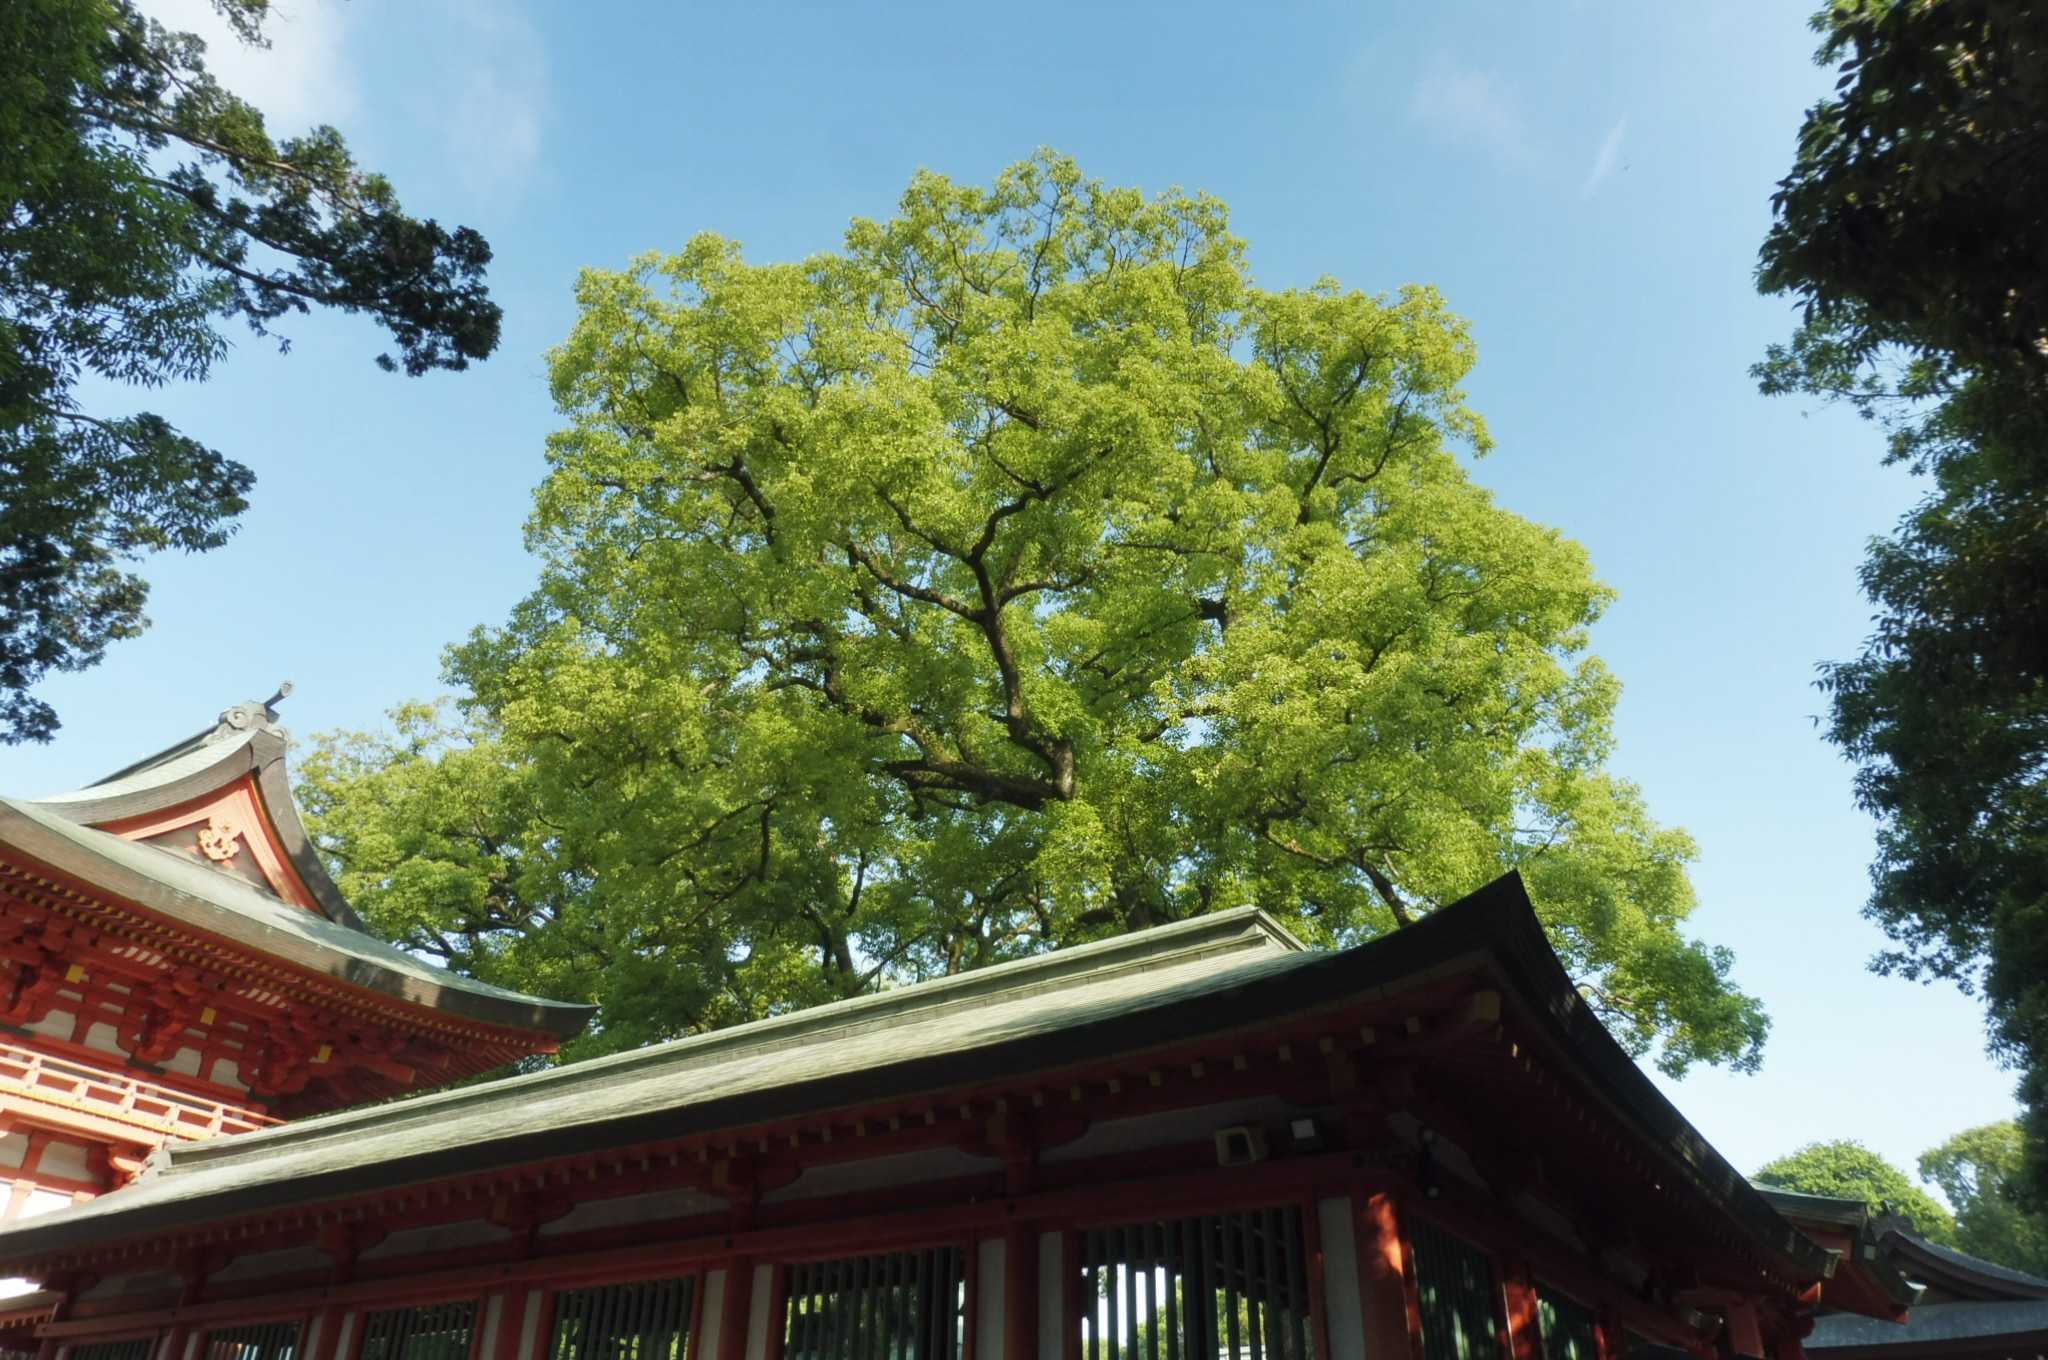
[1754,1140,1959,1245]
[307,154,1766,1067]
[1921,1121,2048,1275]
[1754,0,2048,1197]
[1,0,501,743]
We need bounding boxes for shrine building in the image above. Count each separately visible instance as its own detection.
[0,701,1924,1360]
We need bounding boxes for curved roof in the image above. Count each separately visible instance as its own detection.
[0,873,1837,1287]
[1808,1299,2048,1354]
[1755,1188,1924,1318]
[1884,1229,2048,1301]
[32,696,366,930]
[2,698,592,1043]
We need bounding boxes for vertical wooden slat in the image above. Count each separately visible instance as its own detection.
[1263,1205,1287,1360]
[1222,1214,1245,1360]
[792,1265,815,1360]
[1288,1206,1315,1360]
[1161,1219,1180,1360]
[822,1257,848,1360]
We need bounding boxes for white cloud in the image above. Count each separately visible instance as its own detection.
[1581,116,1629,199]
[134,0,548,202]
[134,0,359,132]
[1408,56,1540,172]
[430,1,549,199]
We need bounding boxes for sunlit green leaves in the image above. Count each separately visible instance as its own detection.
[312,153,1762,1072]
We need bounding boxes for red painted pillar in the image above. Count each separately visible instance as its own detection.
[1500,1259,1542,1360]
[1359,1193,1423,1360]
[1005,1222,1039,1360]
[1593,1310,1624,1360]
[491,1289,531,1360]
[717,1259,754,1360]
[1723,1303,1764,1360]
[308,1306,347,1360]
[762,1266,791,1360]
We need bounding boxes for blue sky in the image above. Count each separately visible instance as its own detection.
[6,1,2013,1185]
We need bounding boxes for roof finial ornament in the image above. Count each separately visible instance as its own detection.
[211,683,293,744]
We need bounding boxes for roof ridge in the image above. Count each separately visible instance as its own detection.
[1887,1228,2048,1295]
[159,910,1302,1171]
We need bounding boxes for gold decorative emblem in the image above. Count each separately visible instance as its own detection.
[196,815,244,863]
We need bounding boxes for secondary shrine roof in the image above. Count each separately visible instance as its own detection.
[0,696,591,1043]
[0,873,1837,1292]
[1881,1229,2048,1301]
[1807,1299,2048,1355]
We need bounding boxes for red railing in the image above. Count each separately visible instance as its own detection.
[0,1037,277,1140]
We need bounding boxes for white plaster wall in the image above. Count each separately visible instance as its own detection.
[698,1268,728,1360]
[762,1148,1000,1204]
[1318,1196,1365,1360]
[23,1008,75,1042]
[539,1190,723,1237]
[1039,1097,1293,1166]
[0,1131,27,1170]
[208,1245,327,1284]
[744,1264,774,1360]
[37,1139,90,1182]
[360,1219,511,1260]
[477,1294,503,1360]
[518,1289,546,1360]
[976,1238,1004,1360]
[1037,1232,1063,1360]
[162,1047,202,1077]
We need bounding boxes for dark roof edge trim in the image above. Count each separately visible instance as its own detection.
[0,875,1833,1286]
[0,801,592,1042]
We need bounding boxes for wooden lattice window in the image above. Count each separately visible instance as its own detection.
[549,1275,699,1360]
[201,1323,302,1360]
[1411,1219,1501,1360]
[70,1341,158,1360]
[1076,1205,1317,1360]
[359,1302,479,1360]
[1536,1289,1598,1360]
[782,1246,967,1360]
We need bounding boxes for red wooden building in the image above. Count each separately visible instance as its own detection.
[1762,1189,2048,1360]
[0,702,1916,1360]
[0,699,591,1341]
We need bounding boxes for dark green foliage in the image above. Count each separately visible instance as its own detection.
[1920,1122,2048,1276]
[1754,0,2048,1199]
[1754,1139,1958,1245]
[1,0,500,742]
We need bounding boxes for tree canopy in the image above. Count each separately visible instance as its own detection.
[304,153,1764,1070]
[1754,1139,1958,1245]
[1,0,501,743]
[1921,1121,2048,1275]
[1755,0,2048,1198]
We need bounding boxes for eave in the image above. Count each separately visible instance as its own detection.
[0,874,1836,1295]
